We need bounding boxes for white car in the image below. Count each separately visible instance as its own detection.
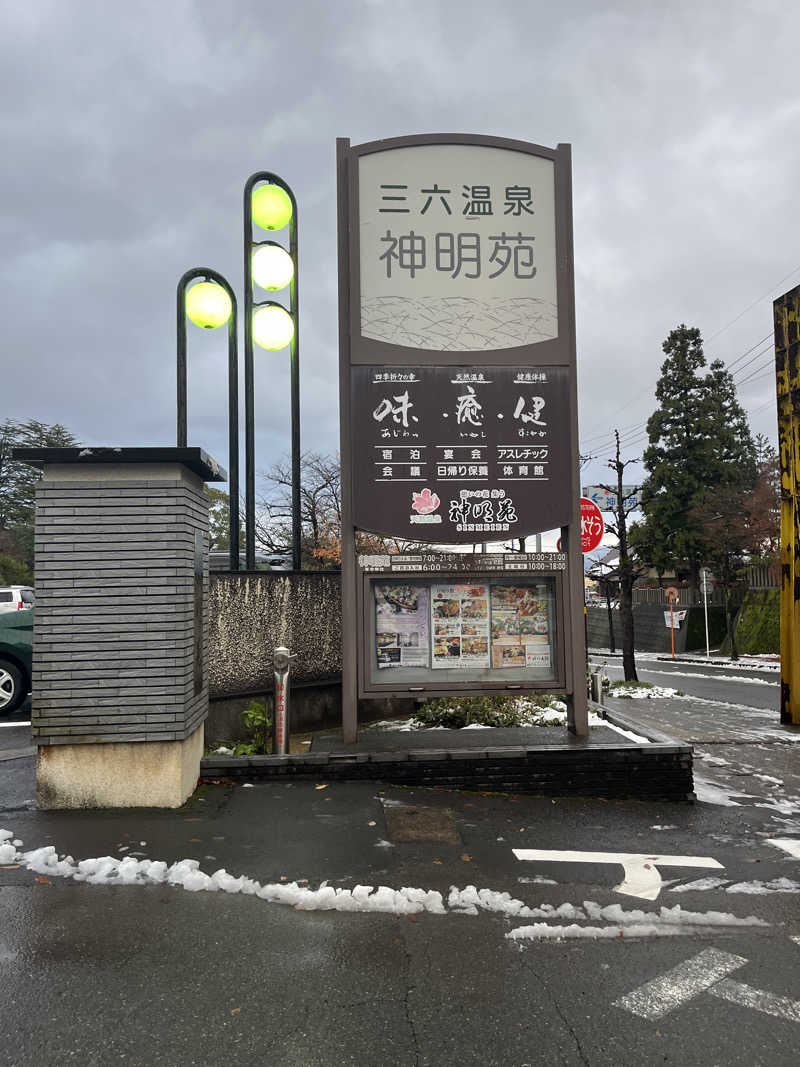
[0,586,35,613]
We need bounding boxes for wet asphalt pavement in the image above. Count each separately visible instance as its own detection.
[1,684,799,1066]
[591,653,780,711]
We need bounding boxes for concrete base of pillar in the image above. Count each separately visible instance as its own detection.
[36,725,204,809]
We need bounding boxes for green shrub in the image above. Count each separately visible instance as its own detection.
[232,700,273,755]
[414,692,565,729]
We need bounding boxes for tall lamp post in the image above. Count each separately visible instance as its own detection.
[243,172,300,571]
[177,268,240,571]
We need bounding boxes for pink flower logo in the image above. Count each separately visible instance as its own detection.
[411,488,440,515]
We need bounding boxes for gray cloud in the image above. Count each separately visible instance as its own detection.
[1,0,796,501]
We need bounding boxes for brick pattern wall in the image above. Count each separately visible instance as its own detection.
[201,745,694,801]
[32,476,209,746]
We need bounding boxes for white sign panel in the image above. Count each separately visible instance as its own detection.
[582,485,642,512]
[359,145,557,351]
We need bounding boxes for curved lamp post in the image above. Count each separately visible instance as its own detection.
[177,268,240,571]
[243,172,300,571]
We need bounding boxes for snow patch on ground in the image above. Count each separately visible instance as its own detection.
[693,777,744,806]
[725,878,800,894]
[699,753,730,767]
[670,877,730,893]
[363,702,603,732]
[607,684,679,700]
[0,827,771,938]
[507,899,767,941]
[767,838,800,859]
[603,722,651,744]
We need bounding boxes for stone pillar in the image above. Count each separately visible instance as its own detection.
[11,447,226,808]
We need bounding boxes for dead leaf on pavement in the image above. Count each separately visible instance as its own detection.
[230,1007,241,1016]
[461,854,471,862]
[315,784,328,790]
[433,860,442,865]
[34,876,51,884]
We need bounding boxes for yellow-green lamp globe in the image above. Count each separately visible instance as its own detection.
[253,305,295,350]
[251,184,293,231]
[252,244,294,291]
[185,282,232,329]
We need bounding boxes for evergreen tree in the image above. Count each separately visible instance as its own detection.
[0,418,80,571]
[640,325,756,591]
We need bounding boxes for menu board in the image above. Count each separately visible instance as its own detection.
[430,584,490,668]
[490,583,552,669]
[373,577,555,676]
[374,584,430,668]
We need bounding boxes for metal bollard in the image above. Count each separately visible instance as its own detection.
[272,646,293,755]
[590,670,604,705]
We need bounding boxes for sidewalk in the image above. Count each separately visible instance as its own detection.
[600,690,800,813]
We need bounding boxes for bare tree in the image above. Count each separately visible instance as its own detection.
[595,430,644,681]
[256,452,426,568]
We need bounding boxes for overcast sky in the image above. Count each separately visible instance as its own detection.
[2,0,797,519]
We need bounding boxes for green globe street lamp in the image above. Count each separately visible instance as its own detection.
[177,268,240,571]
[243,172,300,571]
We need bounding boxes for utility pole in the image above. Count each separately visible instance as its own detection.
[598,430,640,682]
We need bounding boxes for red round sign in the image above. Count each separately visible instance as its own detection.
[580,497,604,554]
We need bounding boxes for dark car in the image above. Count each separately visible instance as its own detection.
[0,609,32,714]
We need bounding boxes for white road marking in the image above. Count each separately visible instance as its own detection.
[513,848,724,900]
[767,838,800,860]
[710,979,800,1022]
[614,948,747,1019]
[0,721,31,729]
[602,663,778,687]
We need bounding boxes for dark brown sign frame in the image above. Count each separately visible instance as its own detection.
[337,133,587,741]
[357,559,568,699]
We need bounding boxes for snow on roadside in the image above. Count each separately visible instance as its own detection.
[602,722,651,744]
[607,684,679,700]
[0,827,771,941]
[693,777,747,806]
[507,899,768,941]
[607,665,778,688]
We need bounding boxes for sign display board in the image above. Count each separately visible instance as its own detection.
[582,485,642,512]
[580,497,605,553]
[352,365,571,541]
[358,144,557,351]
[359,555,565,692]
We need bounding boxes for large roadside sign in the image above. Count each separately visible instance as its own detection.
[337,133,586,739]
[346,137,573,543]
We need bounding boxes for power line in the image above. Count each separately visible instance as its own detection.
[730,342,773,381]
[704,264,800,346]
[580,264,798,439]
[725,331,773,373]
[734,354,774,387]
[736,366,775,389]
